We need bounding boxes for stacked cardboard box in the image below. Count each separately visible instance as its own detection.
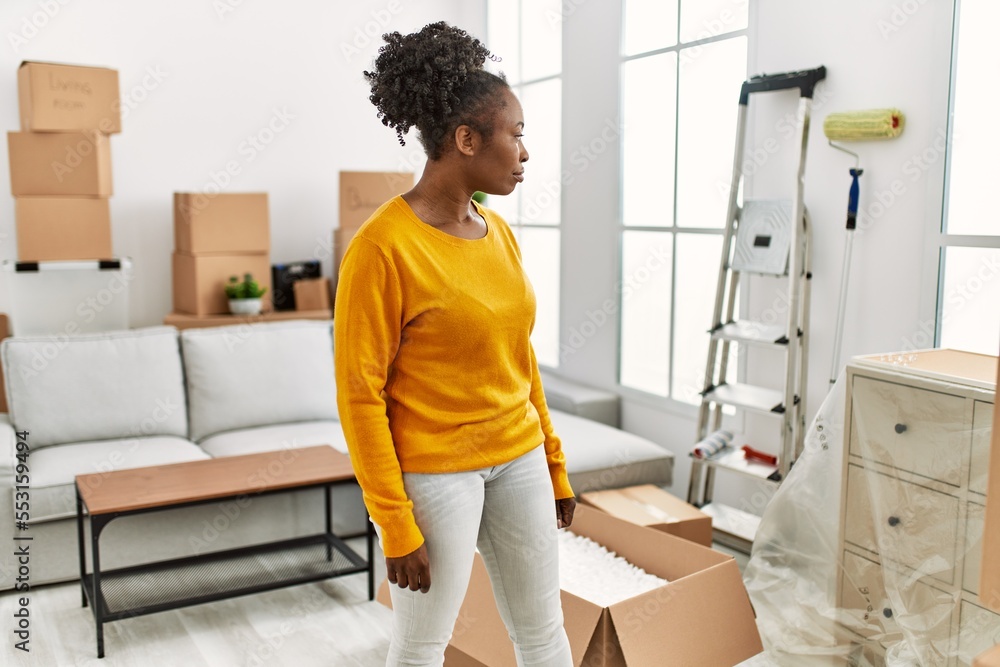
[334,171,414,281]
[171,192,272,316]
[7,61,120,261]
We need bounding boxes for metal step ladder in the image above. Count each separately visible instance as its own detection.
[686,66,826,554]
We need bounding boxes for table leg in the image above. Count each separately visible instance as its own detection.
[91,515,108,659]
[324,486,333,562]
[367,517,375,601]
[76,485,87,608]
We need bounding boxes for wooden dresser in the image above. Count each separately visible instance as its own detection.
[839,349,998,666]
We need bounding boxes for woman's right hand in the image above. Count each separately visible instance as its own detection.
[386,542,431,593]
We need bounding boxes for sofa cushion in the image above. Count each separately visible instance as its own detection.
[24,436,210,523]
[550,410,673,494]
[181,320,338,442]
[198,420,347,458]
[1,326,188,448]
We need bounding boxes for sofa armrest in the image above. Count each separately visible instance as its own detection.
[0,414,18,589]
[0,414,15,482]
[540,371,620,428]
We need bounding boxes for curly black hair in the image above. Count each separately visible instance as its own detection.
[364,21,509,160]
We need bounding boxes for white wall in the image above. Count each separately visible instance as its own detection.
[0,0,960,513]
[0,0,484,327]
[559,0,958,510]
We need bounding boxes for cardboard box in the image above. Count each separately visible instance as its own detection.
[271,260,321,310]
[172,251,271,316]
[15,197,112,261]
[8,131,112,196]
[976,645,1000,667]
[580,484,713,547]
[18,61,121,134]
[336,171,414,272]
[982,358,1000,613]
[378,505,762,666]
[339,171,414,230]
[293,277,331,311]
[174,192,270,255]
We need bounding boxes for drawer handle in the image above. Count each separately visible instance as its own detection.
[883,607,893,619]
[887,516,901,527]
[894,423,907,434]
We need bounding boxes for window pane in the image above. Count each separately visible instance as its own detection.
[487,188,519,225]
[939,247,1000,355]
[520,0,562,82]
[519,227,561,367]
[680,0,748,44]
[676,36,746,229]
[672,233,723,403]
[487,1,521,82]
[620,231,673,395]
[622,53,677,228]
[946,1,999,235]
[623,0,678,55]
[519,80,562,225]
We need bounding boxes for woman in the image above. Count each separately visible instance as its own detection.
[333,21,576,667]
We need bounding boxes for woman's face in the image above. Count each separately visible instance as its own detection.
[474,87,529,196]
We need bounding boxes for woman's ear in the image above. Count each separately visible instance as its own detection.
[454,124,477,157]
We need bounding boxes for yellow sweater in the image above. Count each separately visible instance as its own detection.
[334,195,573,558]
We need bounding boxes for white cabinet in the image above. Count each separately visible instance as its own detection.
[839,350,997,666]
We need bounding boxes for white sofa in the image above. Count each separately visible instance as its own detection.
[0,320,672,590]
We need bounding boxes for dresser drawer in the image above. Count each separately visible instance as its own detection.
[845,464,960,585]
[970,401,993,496]
[840,550,899,645]
[958,600,1000,666]
[964,502,985,596]
[850,376,968,486]
[840,550,957,660]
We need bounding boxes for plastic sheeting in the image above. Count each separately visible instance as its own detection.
[743,370,997,666]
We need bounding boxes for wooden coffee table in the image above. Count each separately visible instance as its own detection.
[75,445,372,658]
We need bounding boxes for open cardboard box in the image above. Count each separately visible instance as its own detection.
[378,504,762,666]
[976,645,1000,667]
[579,484,713,547]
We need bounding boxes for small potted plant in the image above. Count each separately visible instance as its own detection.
[224,273,268,315]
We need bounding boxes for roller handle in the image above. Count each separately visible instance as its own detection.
[739,65,827,105]
[846,168,863,230]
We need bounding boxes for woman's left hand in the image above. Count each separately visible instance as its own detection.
[555,497,576,529]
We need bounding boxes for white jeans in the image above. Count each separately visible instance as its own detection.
[381,445,572,667]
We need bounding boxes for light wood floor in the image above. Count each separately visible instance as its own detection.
[1,538,393,666]
[0,537,850,667]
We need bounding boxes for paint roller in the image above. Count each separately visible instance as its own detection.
[823,108,905,387]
